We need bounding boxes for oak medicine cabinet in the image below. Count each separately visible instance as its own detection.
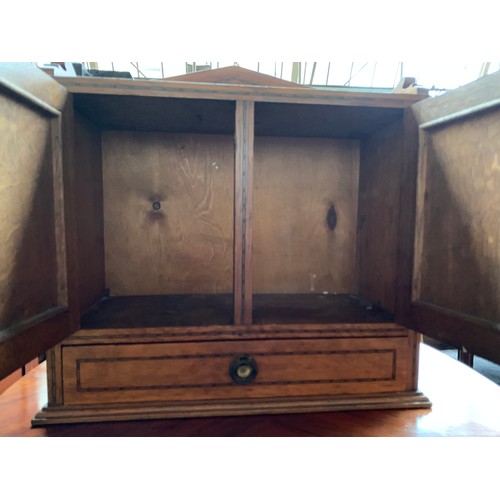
[1,63,499,425]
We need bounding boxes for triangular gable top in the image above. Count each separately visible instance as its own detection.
[163,65,306,88]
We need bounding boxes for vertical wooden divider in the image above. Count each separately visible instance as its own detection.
[234,101,255,325]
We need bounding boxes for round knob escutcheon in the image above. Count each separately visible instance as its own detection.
[229,355,258,385]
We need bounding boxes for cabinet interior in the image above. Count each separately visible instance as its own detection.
[72,93,406,328]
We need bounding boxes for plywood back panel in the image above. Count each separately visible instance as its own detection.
[102,132,234,295]
[73,112,105,311]
[357,119,405,312]
[253,137,359,293]
[0,93,58,329]
[414,108,500,323]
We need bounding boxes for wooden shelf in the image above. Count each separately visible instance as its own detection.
[252,294,394,324]
[80,294,234,328]
[80,294,394,329]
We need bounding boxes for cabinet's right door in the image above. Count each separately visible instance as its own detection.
[400,70,500,363]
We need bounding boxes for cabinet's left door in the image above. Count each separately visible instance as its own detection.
[0,63,73,378]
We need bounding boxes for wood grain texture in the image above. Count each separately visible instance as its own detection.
[357,119,405,312]
[46,345,63,406]
[80,295,234,328]
[164,66,304,88]
[5,345,500,436]
[72,93,406,139]
[65,322,410,346]
[0,310,69,379]
[0,81,70,378]
[234,101,254,324]
[412,70,500,127]
[253,137,359,293]
[40,323,420,423]
[60,94,81,331]
[414,108,500,323]
[51,118,68,308]
[394,109,420,324]
[33,391,430,426]
[252,294,394,324]
[407,329,420,391]
[24,357,39,374]
[59,76,424,109]
[407,301,500,365]
[0,91,58,330]
[77,294,393,329]
[73,112,105,311]
[60,336,412,406]
[102,132,234,295]
[0,369,21,395]
[0,63,67,114]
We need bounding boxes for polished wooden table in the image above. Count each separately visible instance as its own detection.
[1,344,500,436]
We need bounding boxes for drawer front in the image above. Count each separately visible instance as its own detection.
[62,337,413,405]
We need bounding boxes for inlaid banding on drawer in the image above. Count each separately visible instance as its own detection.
[75,349,397,392]
[62,337,411,404]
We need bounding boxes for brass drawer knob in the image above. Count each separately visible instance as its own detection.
[229,355,258,385]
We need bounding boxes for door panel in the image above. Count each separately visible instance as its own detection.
[0,92,59,328]
[0,64,70,378]
[415,109,499,323]
[403,70,500,363]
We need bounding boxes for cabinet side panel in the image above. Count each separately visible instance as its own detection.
[358,118,404,311]
[253,137,359,294]
[0,93,58,329]
[358,119,404,312]
[102,132,234,295]
[73,112,105,312]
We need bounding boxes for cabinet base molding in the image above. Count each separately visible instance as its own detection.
[32,391,431,426]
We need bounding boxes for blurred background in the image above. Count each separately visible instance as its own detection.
[37,61,500,96]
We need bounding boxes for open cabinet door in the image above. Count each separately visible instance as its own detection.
[399,70,500,364]
[0,63,73,378]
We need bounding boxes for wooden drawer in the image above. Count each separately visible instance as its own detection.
[62,336,413,405]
